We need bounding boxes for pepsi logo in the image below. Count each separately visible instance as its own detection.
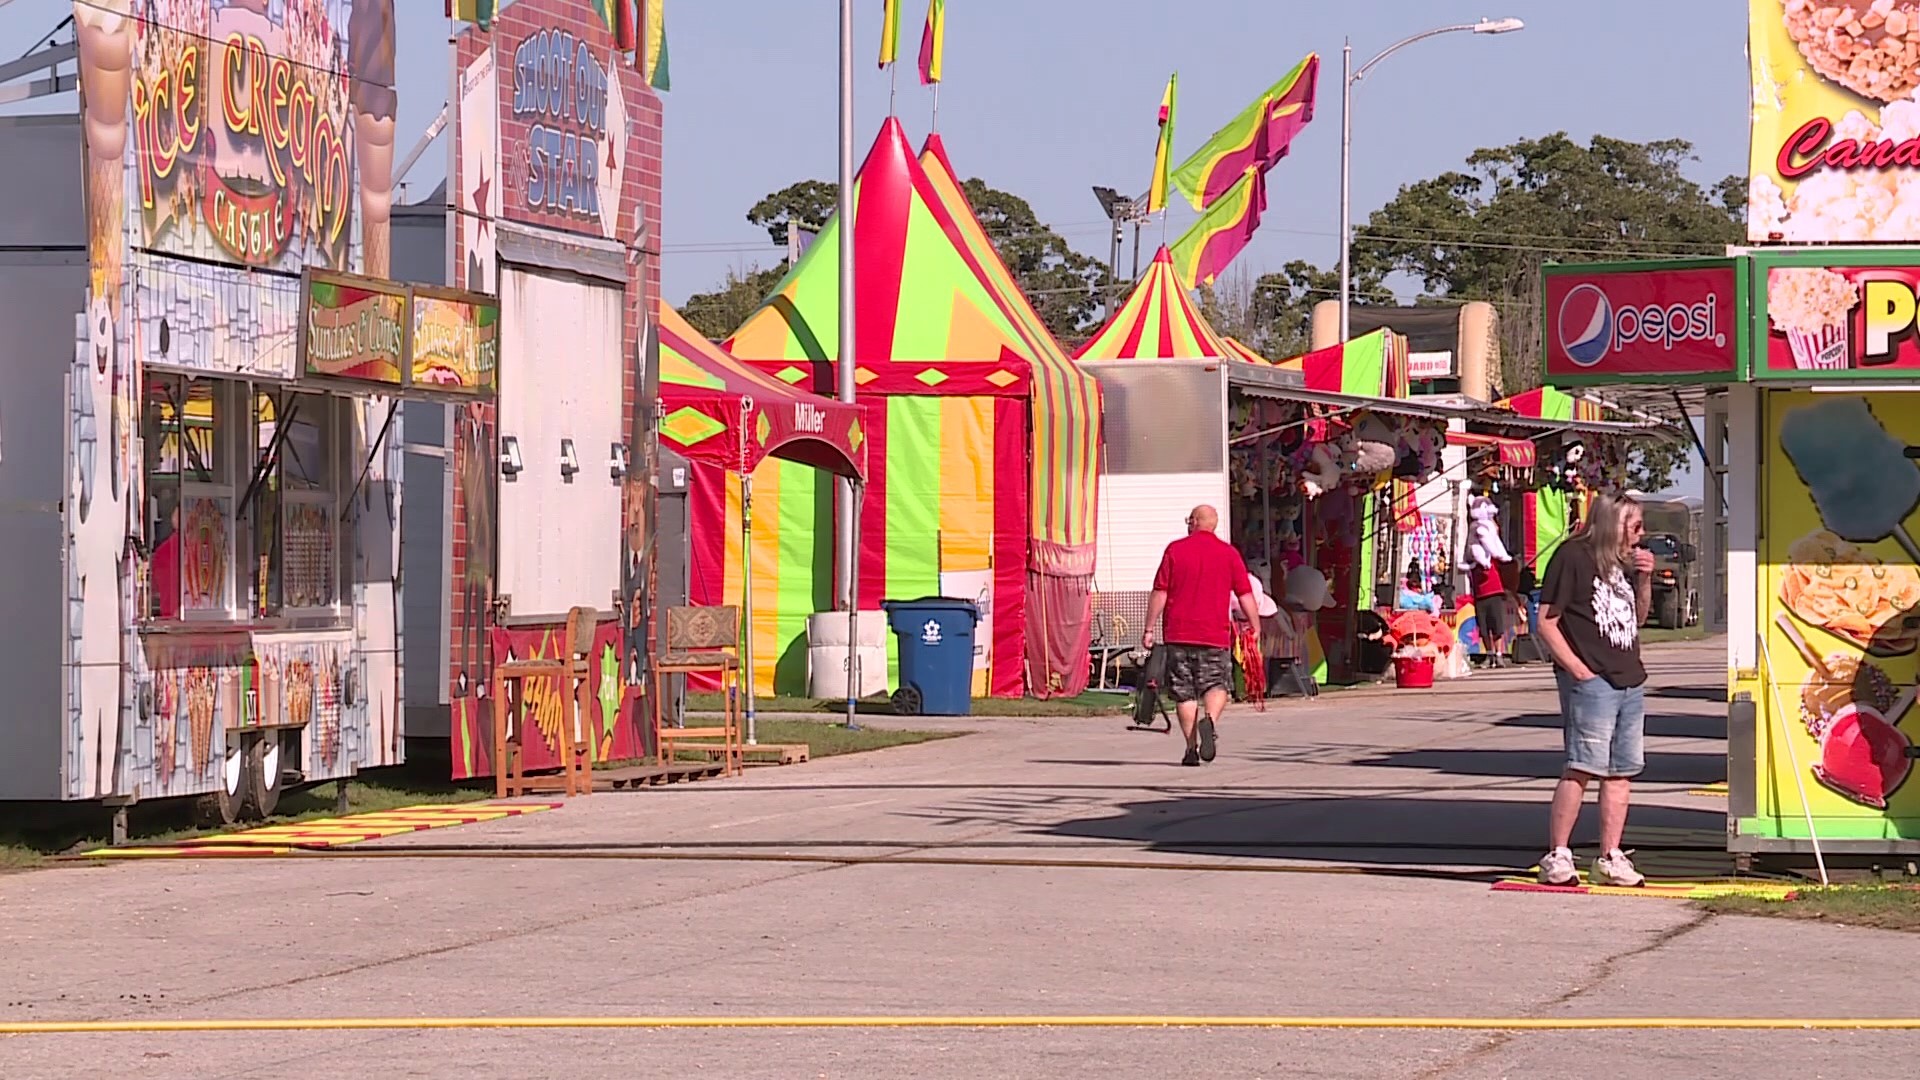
[1557,284,1611,367]
[1553,282,1724,367]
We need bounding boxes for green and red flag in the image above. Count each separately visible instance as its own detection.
[590,0,620,35]
[880,0,902,67]
[641,0,670,90]
[918,0,945,84]
[1171,53,1319,210]
[1147,72,1177,213]
[1168,166,1265,289]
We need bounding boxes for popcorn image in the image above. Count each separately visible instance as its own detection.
[1769,267,1861,369]
[1785,0,1920,104]
[1761,90,1920,241]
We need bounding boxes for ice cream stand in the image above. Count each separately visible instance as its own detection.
[1541,250,1920,865]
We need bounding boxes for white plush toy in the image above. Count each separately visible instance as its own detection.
[1467,494,1511,570]
[1301,442,1342,498]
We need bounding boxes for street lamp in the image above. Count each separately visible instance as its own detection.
[1338,17,1524,342]
[1093,185,1150,318]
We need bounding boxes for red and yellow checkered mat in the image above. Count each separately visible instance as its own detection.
[1491,824,1797,900]
[82,801,561,859]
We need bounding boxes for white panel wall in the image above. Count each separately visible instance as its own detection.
[1094,471,1231,593]
[496,267,624,620]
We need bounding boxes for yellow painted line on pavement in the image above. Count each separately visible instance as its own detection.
[4,1016,1920,1034]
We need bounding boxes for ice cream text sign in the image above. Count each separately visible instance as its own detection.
[1755,251,1920,377]
[1542,261,1745,383]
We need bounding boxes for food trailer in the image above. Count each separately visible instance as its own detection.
[1540,250,1920,863]
[0,1,452,828]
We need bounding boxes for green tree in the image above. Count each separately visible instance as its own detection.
[1353,133,1743,394]
[681,263,788,340]
[746,181,838,248]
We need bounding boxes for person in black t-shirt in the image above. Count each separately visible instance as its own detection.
[1531,492,1655,888]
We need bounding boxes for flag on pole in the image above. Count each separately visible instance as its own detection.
[1147,72,1178,213]
[591,0,620,35]
[641,0,671,90]
[446,0,495,29]
[1171,53,1319,210]
[880,0,902,67]
[1168,166,1266,289]
[918,0,945,84]
[615,0,639,51]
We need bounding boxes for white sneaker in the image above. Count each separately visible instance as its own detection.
[1591,849,1645,887]
[1538,847,1578,886]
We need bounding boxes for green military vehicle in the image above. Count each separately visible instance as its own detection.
[1638,496,1702,629]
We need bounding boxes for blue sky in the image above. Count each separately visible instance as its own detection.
[6,0,1741,494]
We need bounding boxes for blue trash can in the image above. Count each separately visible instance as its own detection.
[882,597,980,716]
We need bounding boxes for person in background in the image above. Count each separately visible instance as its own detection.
[1143,506,1261,766]
[1470,553,1514,667]
[1397,568,1441,614]
[1532,492,1655,888]
[151,497,180,619]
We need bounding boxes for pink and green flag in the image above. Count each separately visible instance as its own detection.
[1168,166,1265,289]
[918,0,945,84]
[1170,53,1319,210]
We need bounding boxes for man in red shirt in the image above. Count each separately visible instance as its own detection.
[1143,506,1261,766]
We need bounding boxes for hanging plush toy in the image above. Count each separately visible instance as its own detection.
[1301,440,1342,498]
[1466,494,1512,570]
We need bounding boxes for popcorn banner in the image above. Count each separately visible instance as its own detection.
[1756,249,1920,377]
[1749,0,1920,243]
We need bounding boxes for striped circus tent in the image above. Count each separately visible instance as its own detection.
[1074,246,1239,362]
[706,118,1102,699]
[1222,336,1275,365]
[1495,386,1603,573]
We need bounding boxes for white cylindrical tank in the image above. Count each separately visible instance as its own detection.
[807,611,888,699]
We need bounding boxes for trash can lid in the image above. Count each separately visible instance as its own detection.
[882,596,981,614]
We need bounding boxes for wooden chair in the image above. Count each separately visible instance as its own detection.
[491,606,597,798]
[654,605,744,777]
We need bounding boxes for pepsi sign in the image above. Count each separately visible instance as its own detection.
[1543,262,1743,383]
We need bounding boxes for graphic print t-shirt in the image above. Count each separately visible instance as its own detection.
[1540,540,1646,690]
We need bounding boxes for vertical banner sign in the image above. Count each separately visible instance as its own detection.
[1750,0,1920,243]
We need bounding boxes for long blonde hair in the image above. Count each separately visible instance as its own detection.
[1575,491,1640,574]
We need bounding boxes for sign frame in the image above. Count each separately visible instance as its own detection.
[407,283,502,397]
[1750,248,1920,382]
[298,267,412,390]
[1540,257,1749,387]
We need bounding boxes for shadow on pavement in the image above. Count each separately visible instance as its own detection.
[1650,686,1727,703]
[1491,711,1727,741]
[1042,793,1728,871]
[1330,748,1725,786]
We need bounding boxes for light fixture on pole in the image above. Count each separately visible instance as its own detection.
[1093,186,1149,319]
[1338,17,1523,342]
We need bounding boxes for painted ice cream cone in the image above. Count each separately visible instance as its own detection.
[187,670,215,773]
[350,0,398,278]
[74,0,133,369]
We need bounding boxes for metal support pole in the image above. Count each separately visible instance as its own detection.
[1107,220,1122,320]
[838,0,859,730]
[742,470,757,745]
[1338,37,1352,344]
[1132,220,1142,281]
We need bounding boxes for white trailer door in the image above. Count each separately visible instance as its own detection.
[496,266,623,620]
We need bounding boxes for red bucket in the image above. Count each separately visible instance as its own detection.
[1394,654,1435,689]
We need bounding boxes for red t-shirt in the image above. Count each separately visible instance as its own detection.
[1469,563,1506,600]
[1152,533,1253,648]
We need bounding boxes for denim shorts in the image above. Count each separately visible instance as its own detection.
[1556,669,1645,778]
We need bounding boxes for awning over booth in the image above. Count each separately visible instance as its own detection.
[657,300,867,479]
[1446,430,1536,468]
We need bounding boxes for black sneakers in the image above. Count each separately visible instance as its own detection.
[1197,717,1217,762]
[1181,748,1201,766]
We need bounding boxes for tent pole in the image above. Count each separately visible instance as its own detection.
[838,0,859,730]
[742,470,756,746]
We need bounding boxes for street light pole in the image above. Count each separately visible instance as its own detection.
[1337,17,1524,343]
[837,0,859,729]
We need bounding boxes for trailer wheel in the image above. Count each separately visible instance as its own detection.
[244,732,284,819]
[196,737,249,827]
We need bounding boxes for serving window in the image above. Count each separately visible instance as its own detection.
[142,374,356,627]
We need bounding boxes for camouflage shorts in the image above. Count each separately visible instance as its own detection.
[1163,644,1234,702]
